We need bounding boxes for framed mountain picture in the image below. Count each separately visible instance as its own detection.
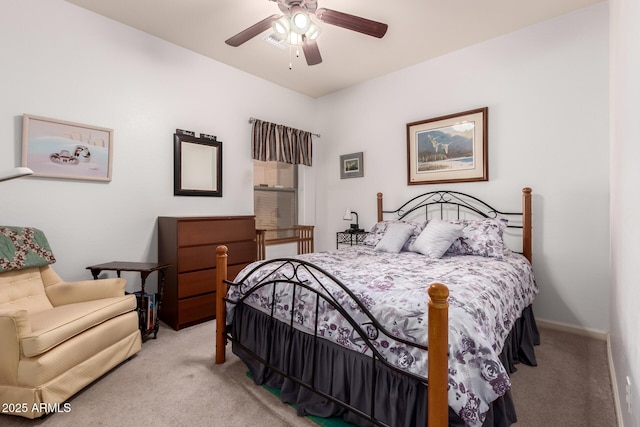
[407,107,488,185]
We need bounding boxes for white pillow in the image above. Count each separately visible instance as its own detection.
[374,223,414,253]
[412,219,464,258]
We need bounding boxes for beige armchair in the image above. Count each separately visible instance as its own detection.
[0,227,141,419]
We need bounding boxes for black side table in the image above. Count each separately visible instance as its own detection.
[86,261,170,341]
[336,231,369,249]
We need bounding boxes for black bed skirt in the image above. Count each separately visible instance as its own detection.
[231,304,539,427]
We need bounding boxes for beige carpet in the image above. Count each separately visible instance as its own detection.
[510,326,618,426]
[1,321,617,426]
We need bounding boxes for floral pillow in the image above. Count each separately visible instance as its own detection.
[445,218,509,259]
[362,220,427,252]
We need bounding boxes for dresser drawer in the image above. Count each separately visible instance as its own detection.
[178,293,216,325]
[158,215,257,330]
[177,217,255,246]
[178,269,215,298]
[177,240,257,273]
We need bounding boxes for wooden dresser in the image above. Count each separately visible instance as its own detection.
[157,215,256,330]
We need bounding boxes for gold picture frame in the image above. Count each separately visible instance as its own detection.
[22,114,113,181]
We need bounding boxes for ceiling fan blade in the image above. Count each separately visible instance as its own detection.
[315,8,388,38]
[302,38,322,66]
[225,14,279,47]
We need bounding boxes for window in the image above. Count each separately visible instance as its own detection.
[253,160,298,240]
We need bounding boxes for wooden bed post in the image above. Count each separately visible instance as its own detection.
[522,188,532,264]
[428,283,449,427]
[215,245,228,364]
[377,192,383,222]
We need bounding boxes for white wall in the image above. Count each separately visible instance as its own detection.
[610,0,640,423]
[2,0,629,418]
[0,0,318,291]
[316,4,610,332]
[0,2,612,333]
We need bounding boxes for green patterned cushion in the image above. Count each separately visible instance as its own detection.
[0,227,56,272]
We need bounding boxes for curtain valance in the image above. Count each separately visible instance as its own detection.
[251,118,314,166]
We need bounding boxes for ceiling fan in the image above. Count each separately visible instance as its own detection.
[225,0,388,66]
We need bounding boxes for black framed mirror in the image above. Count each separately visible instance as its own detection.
[173,130,222,197]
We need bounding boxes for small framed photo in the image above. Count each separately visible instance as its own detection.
[407,107,488,185]
[21,114,113,181]
[340,152,364,179]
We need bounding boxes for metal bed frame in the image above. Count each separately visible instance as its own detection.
[215,187,532,427]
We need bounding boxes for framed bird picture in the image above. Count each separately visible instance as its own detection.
[407,107,488,185]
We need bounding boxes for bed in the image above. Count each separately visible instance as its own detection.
[215,188,539,427]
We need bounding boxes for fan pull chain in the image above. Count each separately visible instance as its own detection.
[287,45,302,70]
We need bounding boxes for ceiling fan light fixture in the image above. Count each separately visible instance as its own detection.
[272,15,291,39]
[288,31,303,46]
[290,7,311,34]
[226,0,389,68]
[305,22,321,41]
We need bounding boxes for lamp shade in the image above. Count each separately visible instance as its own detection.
[343,209,353,220]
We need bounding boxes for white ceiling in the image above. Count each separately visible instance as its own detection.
[65,0,602,98]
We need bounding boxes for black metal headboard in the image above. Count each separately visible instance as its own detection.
[376,188,533,262]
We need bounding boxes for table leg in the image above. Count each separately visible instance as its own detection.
[154,269,166,339]
[139,271,151,340]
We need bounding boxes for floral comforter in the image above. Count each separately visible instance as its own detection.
[227,246,538,427]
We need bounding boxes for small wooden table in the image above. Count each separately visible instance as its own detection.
[86,261,170,340]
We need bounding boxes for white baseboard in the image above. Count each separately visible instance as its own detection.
[607,338,624,427]
[535,317,608,341]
